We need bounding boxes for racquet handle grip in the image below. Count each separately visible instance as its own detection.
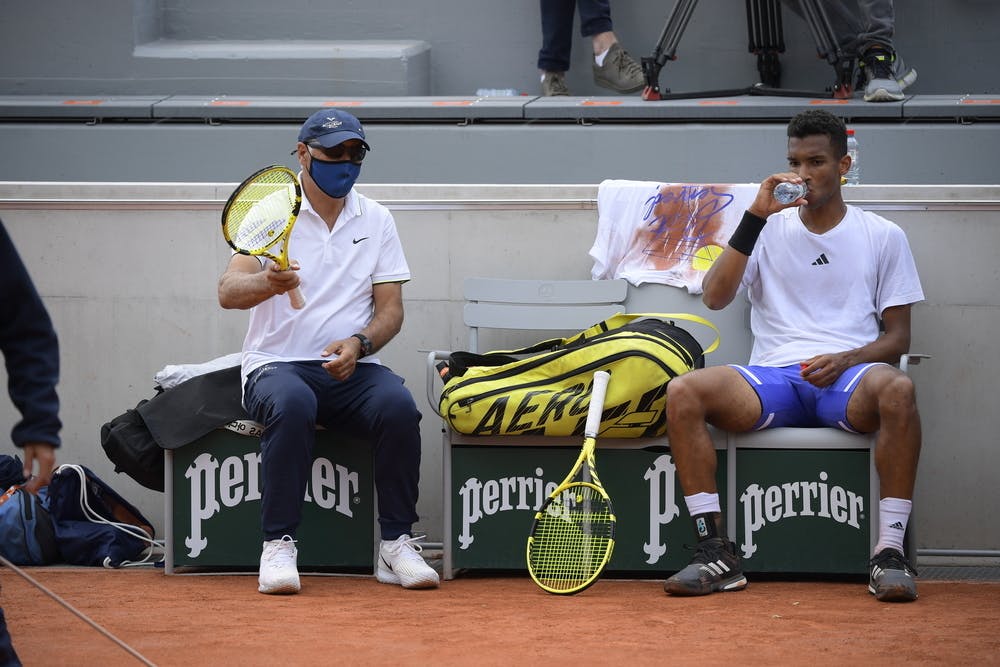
[287,286,306,309]
[585,370,611,437]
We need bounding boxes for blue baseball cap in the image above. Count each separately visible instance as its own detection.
[297,108,371,150]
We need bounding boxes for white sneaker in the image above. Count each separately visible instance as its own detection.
[258,535,300,594]
[376,534,440,589]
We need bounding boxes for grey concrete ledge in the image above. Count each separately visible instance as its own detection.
[1,182,998,210]
[134,39,431,60]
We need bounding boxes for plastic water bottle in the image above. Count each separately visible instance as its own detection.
[475,88,520,97]
[773,182,808,204]
[845,128,860,185]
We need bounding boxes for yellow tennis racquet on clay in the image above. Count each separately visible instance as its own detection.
[222,165,305,309]
[526,370,616,594]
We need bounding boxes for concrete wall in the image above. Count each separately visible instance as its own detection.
[2,1,998,187]
[2,119,998,185]
[1,0,999,97]
[1,182,997,561]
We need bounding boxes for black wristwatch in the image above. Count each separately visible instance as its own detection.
[351,333,373,357]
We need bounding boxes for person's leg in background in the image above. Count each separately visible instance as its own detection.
[779,0,914,101]
[538,0,576,95]
[0,603,22,667]
[580,0,644,93]
[853,0,917,101]
[819,0,916,101]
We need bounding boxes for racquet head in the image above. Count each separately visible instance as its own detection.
[527,370,615,594]
[526,479,615,594]
[222,165,305,308]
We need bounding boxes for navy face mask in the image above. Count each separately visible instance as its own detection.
[308,155,361,199]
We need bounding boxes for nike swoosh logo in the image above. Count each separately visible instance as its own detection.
[353,237,369,244]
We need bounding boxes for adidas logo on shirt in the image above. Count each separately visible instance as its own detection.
[812,253,830,266]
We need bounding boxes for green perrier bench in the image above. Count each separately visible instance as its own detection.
[163,420,377,573]
[444,429,877,577]
[429,278,922,580]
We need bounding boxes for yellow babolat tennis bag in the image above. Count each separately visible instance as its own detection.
[437,313,718,438]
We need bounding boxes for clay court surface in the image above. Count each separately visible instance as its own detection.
[4,567,999,665]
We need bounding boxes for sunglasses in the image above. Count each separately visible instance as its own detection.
[306,141,367,164]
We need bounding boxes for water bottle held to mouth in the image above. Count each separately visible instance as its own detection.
[773,181,808,204]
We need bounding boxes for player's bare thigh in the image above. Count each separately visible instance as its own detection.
[846,364,914,432]
[669,365,761,432]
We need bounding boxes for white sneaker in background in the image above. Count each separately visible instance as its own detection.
[376,534,440,589]
[258,535,301,595]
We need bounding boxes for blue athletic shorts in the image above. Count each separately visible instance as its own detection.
[729,362,886,433]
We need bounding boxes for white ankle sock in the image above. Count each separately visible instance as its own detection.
[684,492,721,517]
[874,497,912,555]
[594,47,610,67]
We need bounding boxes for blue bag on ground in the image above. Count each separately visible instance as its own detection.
[46,464,157,567]
[0,483,60,566]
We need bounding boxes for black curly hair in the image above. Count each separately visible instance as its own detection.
[787,109,848,157]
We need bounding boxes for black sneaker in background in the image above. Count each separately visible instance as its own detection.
[860,47,905,102]
[869,548,918,602]
[663,537,748,596]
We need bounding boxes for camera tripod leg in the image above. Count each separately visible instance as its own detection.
[798,0,855,98]
[747,0,785,89]
[641,0,699,101]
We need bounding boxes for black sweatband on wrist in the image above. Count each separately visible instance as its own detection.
[727,211,768,256]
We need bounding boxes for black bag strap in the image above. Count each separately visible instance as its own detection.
[446,350,522,377]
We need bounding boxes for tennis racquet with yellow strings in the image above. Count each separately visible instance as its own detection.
[526,370,616,594]
[222,165,305,309]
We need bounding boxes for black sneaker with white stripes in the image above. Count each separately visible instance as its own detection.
[663,537,748,596]
[869,548,918,602]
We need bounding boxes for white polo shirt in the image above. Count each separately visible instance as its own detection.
[240,186,410,385]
